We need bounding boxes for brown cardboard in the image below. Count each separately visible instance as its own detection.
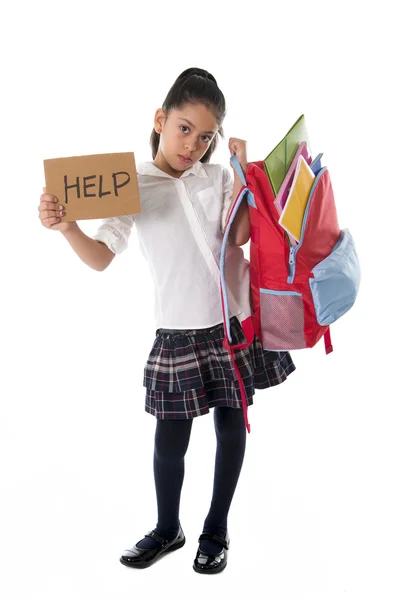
[43,152,141,221]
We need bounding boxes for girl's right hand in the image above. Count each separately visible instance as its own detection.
[38,187,77,232]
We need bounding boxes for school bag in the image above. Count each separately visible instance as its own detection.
[219,135,361,434]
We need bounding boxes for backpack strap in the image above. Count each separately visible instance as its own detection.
[230,153,247,186]
[324,327,333,354]
[219,155,255,434]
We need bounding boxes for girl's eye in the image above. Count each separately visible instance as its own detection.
[179,125,211,143]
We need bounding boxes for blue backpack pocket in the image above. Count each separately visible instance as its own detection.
[309,228,361,326]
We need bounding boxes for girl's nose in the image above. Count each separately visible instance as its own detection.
[185,139,197,151]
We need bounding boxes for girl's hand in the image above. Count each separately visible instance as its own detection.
[228,137,248,171]
[38,187,77,232]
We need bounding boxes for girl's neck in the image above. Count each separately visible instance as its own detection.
[152,151,183,179]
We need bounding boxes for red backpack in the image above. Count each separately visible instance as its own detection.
[220,154,361,433]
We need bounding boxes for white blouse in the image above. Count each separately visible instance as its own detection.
[92,159,251,330]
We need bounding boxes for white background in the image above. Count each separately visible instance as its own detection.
[1,1,398,599]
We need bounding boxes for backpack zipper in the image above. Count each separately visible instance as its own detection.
[286,166,327,284]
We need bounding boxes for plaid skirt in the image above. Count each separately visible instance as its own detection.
[143,316,296,419]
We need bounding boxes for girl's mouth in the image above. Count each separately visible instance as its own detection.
[178,155,192,164]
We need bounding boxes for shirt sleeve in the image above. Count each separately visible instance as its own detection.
[91,214,135,255]
[221,165,234,234]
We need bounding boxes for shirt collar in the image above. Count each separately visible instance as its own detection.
[137,160,208,179]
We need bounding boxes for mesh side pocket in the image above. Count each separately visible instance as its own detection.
[260,289,306,350]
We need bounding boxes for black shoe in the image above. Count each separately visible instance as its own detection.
[120,525,185,569]
[193,532,230,574]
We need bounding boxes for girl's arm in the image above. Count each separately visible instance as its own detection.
[227,165,250,246]
[61,223,115,271]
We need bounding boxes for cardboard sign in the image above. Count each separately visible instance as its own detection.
[43,152,141,221]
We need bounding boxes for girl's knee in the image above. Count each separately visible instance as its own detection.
[154,418,193,458]
[214,406,245,437]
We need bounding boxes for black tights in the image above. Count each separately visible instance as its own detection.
[137,406,247,550]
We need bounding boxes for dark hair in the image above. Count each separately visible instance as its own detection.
[150,67,226,163]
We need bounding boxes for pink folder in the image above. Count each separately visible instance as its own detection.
[273,142,311,216]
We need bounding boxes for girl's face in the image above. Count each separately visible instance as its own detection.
[153,103,218,177]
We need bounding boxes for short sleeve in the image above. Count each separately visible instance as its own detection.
[92,214,135,255]
[221,166,234,234]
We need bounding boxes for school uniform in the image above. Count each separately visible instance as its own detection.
[92,159,295,419]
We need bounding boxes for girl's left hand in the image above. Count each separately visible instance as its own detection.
[229,137,248,171]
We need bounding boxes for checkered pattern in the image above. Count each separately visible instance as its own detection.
[143,317,296,419]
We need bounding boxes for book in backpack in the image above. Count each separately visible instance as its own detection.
[219,115,361,432]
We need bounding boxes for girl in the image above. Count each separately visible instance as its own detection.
[38,67,295,574]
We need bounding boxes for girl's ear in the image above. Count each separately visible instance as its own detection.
[154,108,166,133]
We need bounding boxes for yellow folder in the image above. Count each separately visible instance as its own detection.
[278,156,315,242]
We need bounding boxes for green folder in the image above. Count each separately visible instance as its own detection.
[264,114,311,196]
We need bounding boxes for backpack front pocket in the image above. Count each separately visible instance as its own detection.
[309,228,361,326]
[259,289,306,350]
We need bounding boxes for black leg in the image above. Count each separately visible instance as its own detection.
[200,406,247,553]
[136,418,193,549]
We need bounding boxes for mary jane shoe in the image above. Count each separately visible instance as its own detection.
[193,532,230,574]
[120,525,185,569]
